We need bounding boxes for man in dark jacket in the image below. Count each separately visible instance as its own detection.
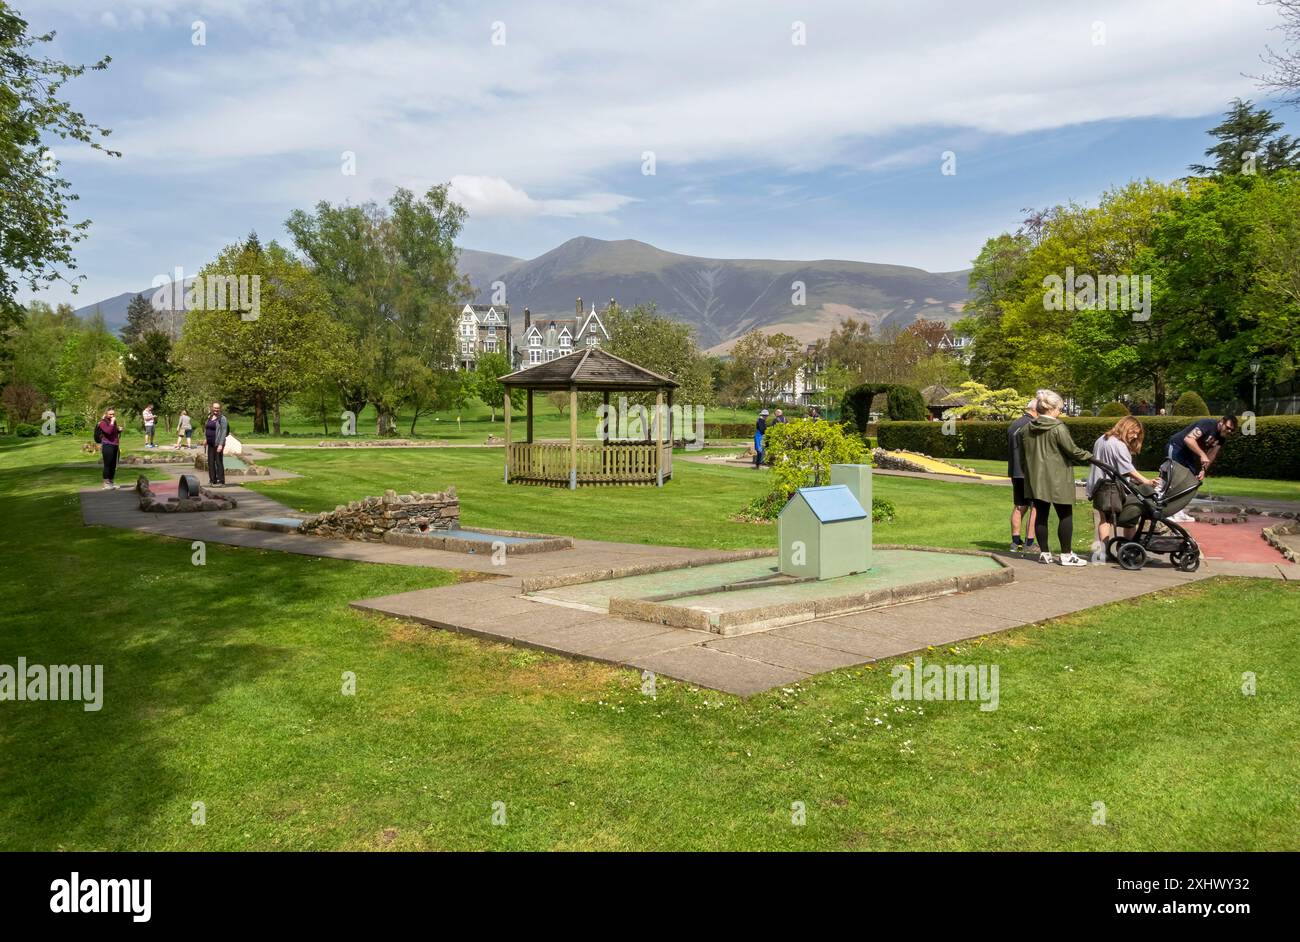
[205,402,229,486]
[1007,399,1038,553]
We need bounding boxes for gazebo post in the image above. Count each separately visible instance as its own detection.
[602,391,610,443]
[503,391,511,483]
[655,388,664,487]
[569,384,578,490]
[526,389,534,443]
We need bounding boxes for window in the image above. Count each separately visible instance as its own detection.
[485,340,497,352]
[461,322,474,337]
[586,334,597,347]
[529,349,541,364]
[546,350,557,361]
[529,333,540,347]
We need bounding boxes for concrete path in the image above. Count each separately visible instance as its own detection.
[79,481,1291,697]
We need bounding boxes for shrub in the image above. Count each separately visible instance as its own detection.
[1173,391,1210,416]
[1098,401,1130,417]
[886,385,927,421]
[741,490,895,523]
[876,415,1300,479]
[15,423,40,437]
[838,398,857,433]
[765,418,868,498]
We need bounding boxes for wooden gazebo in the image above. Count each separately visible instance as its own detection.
[498,347,680,488]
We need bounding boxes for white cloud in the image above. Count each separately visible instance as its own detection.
[66,0,1282,203]
[448,175,637,218]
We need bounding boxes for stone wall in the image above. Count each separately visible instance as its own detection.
[300,488,459,541]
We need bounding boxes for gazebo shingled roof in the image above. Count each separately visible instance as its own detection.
[499,347,679,391]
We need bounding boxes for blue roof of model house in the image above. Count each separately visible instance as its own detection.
[789,485,866,523]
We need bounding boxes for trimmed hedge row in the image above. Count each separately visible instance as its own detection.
[877,416,1300,480]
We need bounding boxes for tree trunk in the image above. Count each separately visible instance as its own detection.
[1153,370,1167,411]
[253,393,268,434]
[273,402,281,436]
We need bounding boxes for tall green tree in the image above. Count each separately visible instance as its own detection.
[0,3,118,324]
[730,329,800,405]
[120,293,159,346]
[1189,98,1300,176]
[286,185,470,434]
[119,330,174,424]
[472,350,519,422]
[175,237,348,434]
[604,303,714,408]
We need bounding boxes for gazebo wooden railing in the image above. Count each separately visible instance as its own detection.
[498,347,680,488]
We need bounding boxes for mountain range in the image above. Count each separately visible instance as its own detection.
[74,237,971,350]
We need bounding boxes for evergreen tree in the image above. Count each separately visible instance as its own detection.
[1189,99,1299,175]
[121,293,159,345]
[119,329,174,422]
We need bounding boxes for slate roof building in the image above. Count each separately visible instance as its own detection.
[455,304,511,371]
[517,297,612,367]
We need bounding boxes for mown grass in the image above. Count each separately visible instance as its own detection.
[1,436,1297,850]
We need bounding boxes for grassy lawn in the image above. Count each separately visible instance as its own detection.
[1,436,1297,850]
[242,446,1100,553]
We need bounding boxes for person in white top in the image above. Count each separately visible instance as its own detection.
[142,404,157,448]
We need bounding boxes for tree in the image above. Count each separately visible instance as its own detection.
[0,4,119,324]
[604,303,714,409]
[118,330,174,425]
[1,382,42,430]
[473,351,518,421]
[1258,2,1300,105]
[175,237,348,435]
[120,293,159,346]
[729,330,800,405]
[714,357,753,417]
[56,310,124,424]
[938,381,1024,420]
[286,185,470,434]
[1189,99,1300,175]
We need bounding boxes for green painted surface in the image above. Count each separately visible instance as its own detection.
[535,549,1000,613]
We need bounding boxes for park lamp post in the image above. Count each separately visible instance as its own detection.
[1250,357,1261,412]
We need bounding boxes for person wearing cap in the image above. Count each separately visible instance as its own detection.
[754,409,769,468]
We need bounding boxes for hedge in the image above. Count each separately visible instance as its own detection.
[876,415,1300,480]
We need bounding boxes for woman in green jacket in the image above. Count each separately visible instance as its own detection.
[1019,389,1092,566]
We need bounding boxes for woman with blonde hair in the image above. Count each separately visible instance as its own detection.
[1020,389,1092,566]
[1086,415,1155,546]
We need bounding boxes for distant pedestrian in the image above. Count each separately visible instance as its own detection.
[1020,389,1092,567]
[753,409,769,468]
[772,408,788,425]
[142,403,157,448]
[205,402,229,486]
[1006,398,1038,554]
[95,408,123,489]
[174,409,193,449]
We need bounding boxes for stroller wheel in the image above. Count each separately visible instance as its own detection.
[1116,542,1146,571]
[1171,548,1201,572]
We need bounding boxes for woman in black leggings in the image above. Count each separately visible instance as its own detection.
[1018,390,1092,567]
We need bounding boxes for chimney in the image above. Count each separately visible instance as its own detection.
[523,307,531,333]
[576,297,583,318]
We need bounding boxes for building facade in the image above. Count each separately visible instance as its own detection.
[517,297,612,367]
[455,304,511,371]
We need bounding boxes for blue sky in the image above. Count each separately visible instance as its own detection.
[22,0,1300,307]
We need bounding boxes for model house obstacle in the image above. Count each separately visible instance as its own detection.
[778,464,873,580]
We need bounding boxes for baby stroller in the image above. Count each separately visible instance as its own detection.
[1090,458,1203,572]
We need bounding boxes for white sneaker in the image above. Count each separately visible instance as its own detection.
[102,481,112,489]
[1038,551,1055,565]
[1058,552,1088,567]
[1168,510,1194,523]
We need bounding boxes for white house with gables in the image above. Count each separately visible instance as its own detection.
[456,304,512,371]
[517,297,612,367]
